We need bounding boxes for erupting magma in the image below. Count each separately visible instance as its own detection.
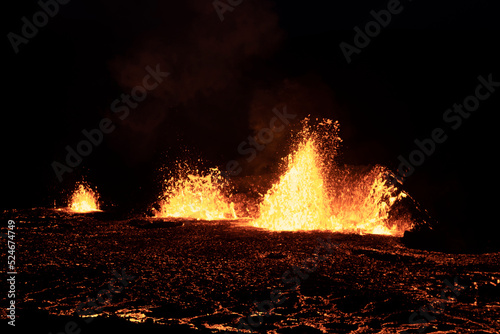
[155,164,237,220]
[155,118,412,236]
[68,183,100,213]
[252,119,410,236]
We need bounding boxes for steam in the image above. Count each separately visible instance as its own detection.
[102,0,340,174]
[102,0,283,164]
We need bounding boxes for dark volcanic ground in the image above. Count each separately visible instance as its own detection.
[1,208,499,334]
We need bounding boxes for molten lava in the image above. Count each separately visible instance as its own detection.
[252,119,410,236]
[69,183,100,213]
[253,137,332,231]
[327,166,407,235]
[155,164,236,220]
[152,118,411,235]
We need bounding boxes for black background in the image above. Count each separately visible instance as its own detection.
[2,0,499,239]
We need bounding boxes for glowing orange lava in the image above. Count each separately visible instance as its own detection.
[253,137,332,230]
[69,183,100,212]
[252,119,410,236]
[155,164,236,220]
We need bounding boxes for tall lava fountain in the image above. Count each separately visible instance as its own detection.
[252,118,411,236]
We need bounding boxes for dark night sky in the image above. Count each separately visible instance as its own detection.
[2,0,499,235]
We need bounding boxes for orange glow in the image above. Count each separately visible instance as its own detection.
[69,183,100,212]
[252,119,410,236]
[327,165,408,236]
[155,164,236,220]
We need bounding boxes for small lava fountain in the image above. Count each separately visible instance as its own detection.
[155,163,237,220]
[252,118,411,236]
[68,183,101,213]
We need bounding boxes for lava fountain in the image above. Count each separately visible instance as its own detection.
[155,163,237,220]
[252,118,410,236]
[253,137,332,231]
[68,183,101,213]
